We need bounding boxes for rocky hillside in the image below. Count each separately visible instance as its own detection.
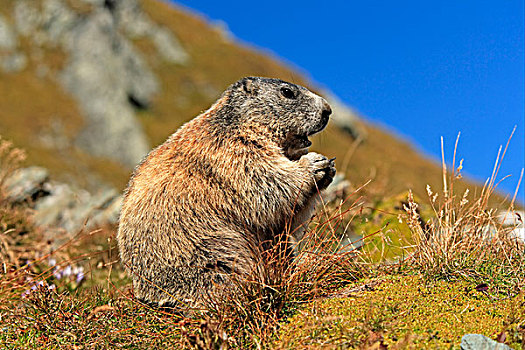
[0,0,488,203]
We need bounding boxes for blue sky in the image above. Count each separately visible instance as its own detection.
[174,0,524,203]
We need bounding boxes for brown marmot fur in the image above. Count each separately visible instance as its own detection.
[117,77,335,309]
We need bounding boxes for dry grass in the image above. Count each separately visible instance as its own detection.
[0,136,32,271]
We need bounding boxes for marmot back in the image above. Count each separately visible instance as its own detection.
[117,77,335,309]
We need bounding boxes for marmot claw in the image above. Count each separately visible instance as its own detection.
[303,152,336,189]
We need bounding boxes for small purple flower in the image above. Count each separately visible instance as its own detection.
[76,271,85,284]
[48,258,56,267]
[73,266,84,283]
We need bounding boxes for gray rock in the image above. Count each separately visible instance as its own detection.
[150,27,190,64]
[498,210,523,226]
[4,166,122,237]
[499,211,524,244]
[13,1,41,37]
[63,187,118,231]
[9,0,190,167]
[338,233,363,252]
[4,167,50,203]
[34,182,79,228]
[114,0,154,38]
[41,0,78,46]
[114,0,189,64]
[33,181,122,233]
[60,9,156,166]
[322,174,351,203]
[318,174,361,252]
[480,210,525,244]
[0,14,17,50]
[9,0,163,167]
[1,52,27,73]
[89,193,122,229]
[461,334,512,350]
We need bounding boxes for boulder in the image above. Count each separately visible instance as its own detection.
[481,210,525,244]
[4,167,122,238]
[460,334,512,350]
[0,14,17,50]
[499,211,524,243]
[34,181,122,233]
[4,167,50,203]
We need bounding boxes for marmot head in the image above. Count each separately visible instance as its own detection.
[215,77,332,160]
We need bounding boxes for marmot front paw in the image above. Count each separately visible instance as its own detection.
[302,152,336,190]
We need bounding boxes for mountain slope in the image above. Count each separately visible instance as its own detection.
[0,0,498,204]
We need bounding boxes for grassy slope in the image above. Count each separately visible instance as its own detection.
[1,188,523,349]
[0,2,523,348]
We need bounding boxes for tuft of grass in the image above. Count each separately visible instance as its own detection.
[402,133,524,295]
[0,224,195,349]
[277,133,524,349]
[0,273,190,348]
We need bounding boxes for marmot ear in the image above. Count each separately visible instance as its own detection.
[242,78,259,95]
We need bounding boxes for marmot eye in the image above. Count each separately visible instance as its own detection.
[280,87,296,99]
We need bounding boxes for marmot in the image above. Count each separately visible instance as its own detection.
[117,77,335,309]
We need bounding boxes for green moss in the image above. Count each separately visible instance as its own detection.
[276,275,525,349]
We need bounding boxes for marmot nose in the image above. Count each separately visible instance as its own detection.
[321,103,332,122]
